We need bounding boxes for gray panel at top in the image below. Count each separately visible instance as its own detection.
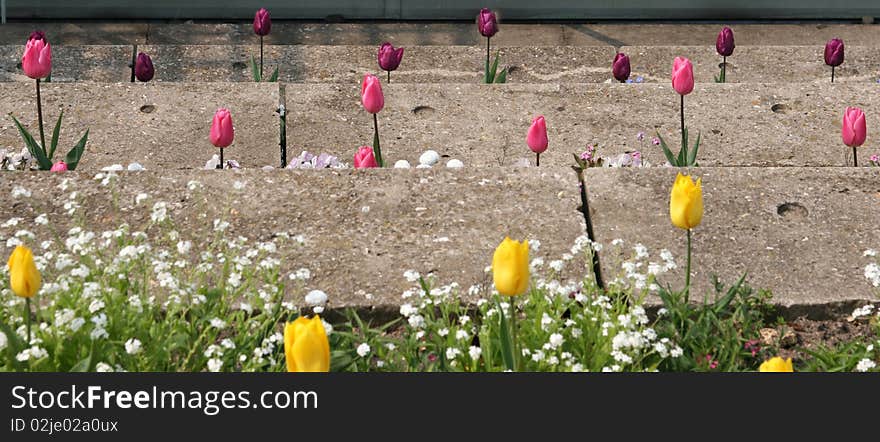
[5,0,880,20]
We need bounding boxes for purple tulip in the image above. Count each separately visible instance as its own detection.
[825,38,844,67]
[253,8,271,37]
[378,42,404,72]
[477,8,498,38]
[612,52,631,82]
[134,52,154,82]
[716,27,735,57]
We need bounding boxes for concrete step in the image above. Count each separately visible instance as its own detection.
[2,23,880,47]
[0,168,876,317]
[1,82,877,170]
[2,45,879,84]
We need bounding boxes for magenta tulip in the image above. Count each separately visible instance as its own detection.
[824,38,845,67]
[28,30,47,43]
[361,74,384,114]
[671,57,694,96]
[612,53,631,83]
[477,8,498,38]
[378,42,404,83]
[22,38,51,80]
[716,27,735,57]
[210,108,234,148]
[354,146,379,169]
[527,115,548,166]
[253,8,271,36]
[50,161,67,172]
[134,53,154,82]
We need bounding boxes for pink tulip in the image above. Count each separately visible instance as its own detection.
[671,57,694,96]
[842,107,866,147]
[22,38,51,79]
[209,108,234,148]
[50,161,67,172]
[353,146,379,168]
[361,74,384,114]
[526,115,548,154]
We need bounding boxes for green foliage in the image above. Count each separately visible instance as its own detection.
[483,52,508,84]
[657,128,701,167]
[250,56,279,83]
[10,110,89,170]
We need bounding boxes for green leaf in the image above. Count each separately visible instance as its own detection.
[49,110,63,161]
[330,350,355,372]
[267,67,279,83]
[250,56,261,82]
[11,114,52,170]
[486,52,500,84]
[656,132,678,166]
[64,129,89,171]
[497,301,515,371]
[494,67,508,84]
[69,350,92,372]
[687,131,702,166]
[677,126,688,166]
[713,272,747,314]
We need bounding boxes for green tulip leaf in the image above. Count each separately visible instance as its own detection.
[497,301,515,371]
[267,67,280,83]
[64,129,89,171]
[656,132,678,166]
[687,131,702,166]
[49,110,63,161]
[11,114,52,170]
[250,56,261,82]
[494,67,508,84]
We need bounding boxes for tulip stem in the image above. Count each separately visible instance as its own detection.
[680,94,685,146]
[536,152,540,167]
[831,66,835,83]
[853,146,858,167]
[685,229,692,304]
[24,298,31,344]
[130,44,137,83]
[260,35,264,80]
[721,56,726,83]
[218,148,223,169]
[35,79,46,155]
[387,70,391,84]
[485,37,491,84]
[575,169,606,291]
[509,300,518,371]
[373,113,384,167]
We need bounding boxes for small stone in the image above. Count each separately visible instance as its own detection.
[759,328,778,346]
[780,328,798,348]
[394,160,411,168]
[416,164,432,169]
[446,159,464,168]
[102,164,124,172]
[419,150,440,166]
[127,162,145,171]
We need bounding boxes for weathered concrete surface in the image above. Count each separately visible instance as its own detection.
[0,168,586,311]
[137,45,617,83]
[0,168,876,316]
[0,83,279,170]
[585,167,880,315]
[621,45,880,84]
[284,82,880,168]
[0,23,147,45]
[0,45,133,82]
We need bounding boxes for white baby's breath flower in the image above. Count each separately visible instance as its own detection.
[34,214,48,225]
[95,362,113,372]
[548,333,564,349]
[469,346,482,360]
[356,343,371,358]
[446,348,462,360]
[207,358,223,372]
[210,318,227,329]
[151,202,168,223]
[124,338,142,355]
[855,358,876,372]
[0,331,7,351]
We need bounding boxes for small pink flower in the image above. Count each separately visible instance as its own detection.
[22,37,51,79]
[361,74,384,114]
[671,56,694,96]
[842,106,867,148]
[353,146,378,169]
[526,115,548,154]
[50,161,67,172]
[209,108,234,148]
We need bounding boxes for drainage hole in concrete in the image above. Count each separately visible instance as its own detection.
[771,104,789,114]
[231,61,248,69]
[412,105,435,116]
[140,104,156,114]
[777,202,808,219]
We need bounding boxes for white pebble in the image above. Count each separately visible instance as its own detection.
[416,164,432,169]
[127,162,145,171]
[304,290,328,306]
[419,150,440,166]
[446,159,464,168]
[394,160,411,168]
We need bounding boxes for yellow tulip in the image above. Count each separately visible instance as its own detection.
[8,245,40,298]
[669,172,703,230]
[492,237,530,296]
[284,315,330,372]
[759,356,794,372]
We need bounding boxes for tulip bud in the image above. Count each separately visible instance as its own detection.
[671,57,694,96]
[253,8,272,37]
[361,74,384,114]
[526,115,548,154]
[759,357,793,372]
[209,108,234,148]
[134,52,154,82]
[612,52,631,82]
[8,245,41,299]
[824,38,844,67]
[492,237,530,296]
[353,146,379,168]
[21,37,51,80]
[377,42,404,72]
[669,173,703,230]
[477,8,498,38]
[716,27,735,57]
[28,30,47,44]
[284,316,330,372]
[50,161,68,172]
[842,107,867,147]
